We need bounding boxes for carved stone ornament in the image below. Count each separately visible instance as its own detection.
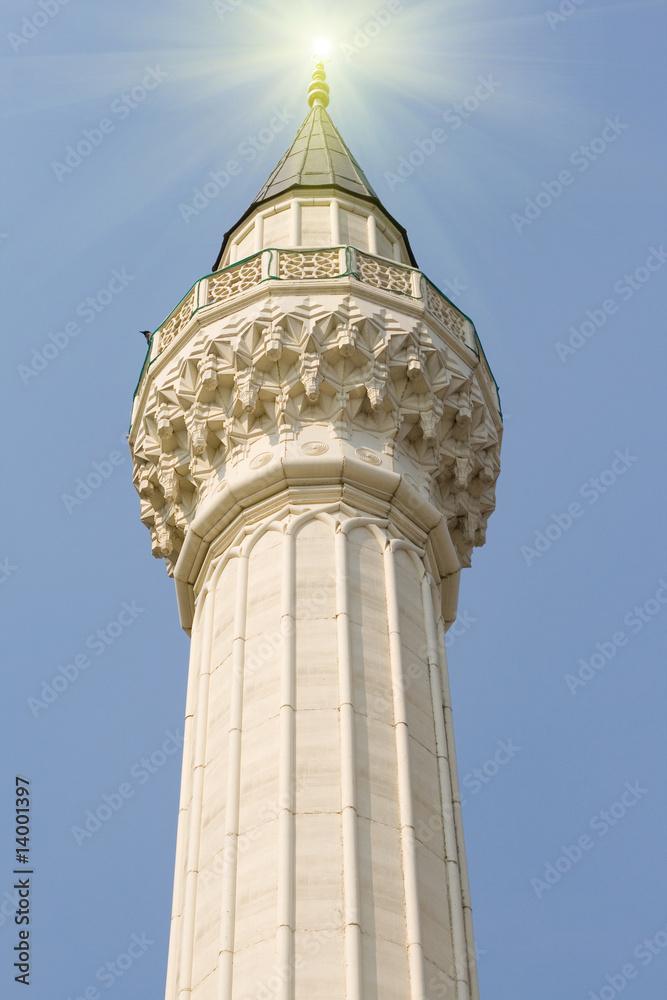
[130,287,502,577]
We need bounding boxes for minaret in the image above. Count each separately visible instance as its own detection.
[129,61,501,1000]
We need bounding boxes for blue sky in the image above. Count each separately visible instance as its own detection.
[1,1,665,997]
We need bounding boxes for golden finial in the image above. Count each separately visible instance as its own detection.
[308,47,330,109]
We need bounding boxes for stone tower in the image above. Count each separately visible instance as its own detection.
[129,62,502,1000]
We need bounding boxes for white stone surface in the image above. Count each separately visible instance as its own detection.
[131,136,500,999]
[153,512,483,998]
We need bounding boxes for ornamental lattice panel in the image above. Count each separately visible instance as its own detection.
[425,282,468,343]
[208,255,264,305]
[279,250,342,280]
[159,287,197,350]
[356,252,413,295]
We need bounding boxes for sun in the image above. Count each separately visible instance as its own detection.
[313,37,332,61]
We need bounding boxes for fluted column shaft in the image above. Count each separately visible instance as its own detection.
[165,498,478,1000]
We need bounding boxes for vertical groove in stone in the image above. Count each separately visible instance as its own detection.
[290,201,301,247]
[330,199,340,246]
[437,614,479,999]
[177,578,216,999]
[165,587,207,999]
[163,506,480,1000]
[277,526,296,999]
[335,522,362,1000]
[216,550,249,999]
[383,540,426,1000]
[422,573,470,1000]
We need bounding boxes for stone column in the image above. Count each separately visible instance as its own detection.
[162,488,477,999]
[129,249,501,999]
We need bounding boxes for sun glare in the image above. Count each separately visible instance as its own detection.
[313,37,332,61]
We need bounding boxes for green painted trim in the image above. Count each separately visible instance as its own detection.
[130,246,502,428]
[423,276,502,419]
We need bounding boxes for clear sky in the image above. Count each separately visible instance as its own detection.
[1,1,665,998]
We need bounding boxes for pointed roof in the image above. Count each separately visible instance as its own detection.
[212,61,417,270]
[252,103,379,205]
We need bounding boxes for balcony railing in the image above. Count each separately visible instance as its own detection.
[133,246,501,417]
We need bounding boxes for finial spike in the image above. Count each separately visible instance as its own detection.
[308,59,330,109]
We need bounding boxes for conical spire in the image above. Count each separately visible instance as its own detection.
[212,61,417,271]
[252,61,379,206]
[251,104,379,205]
